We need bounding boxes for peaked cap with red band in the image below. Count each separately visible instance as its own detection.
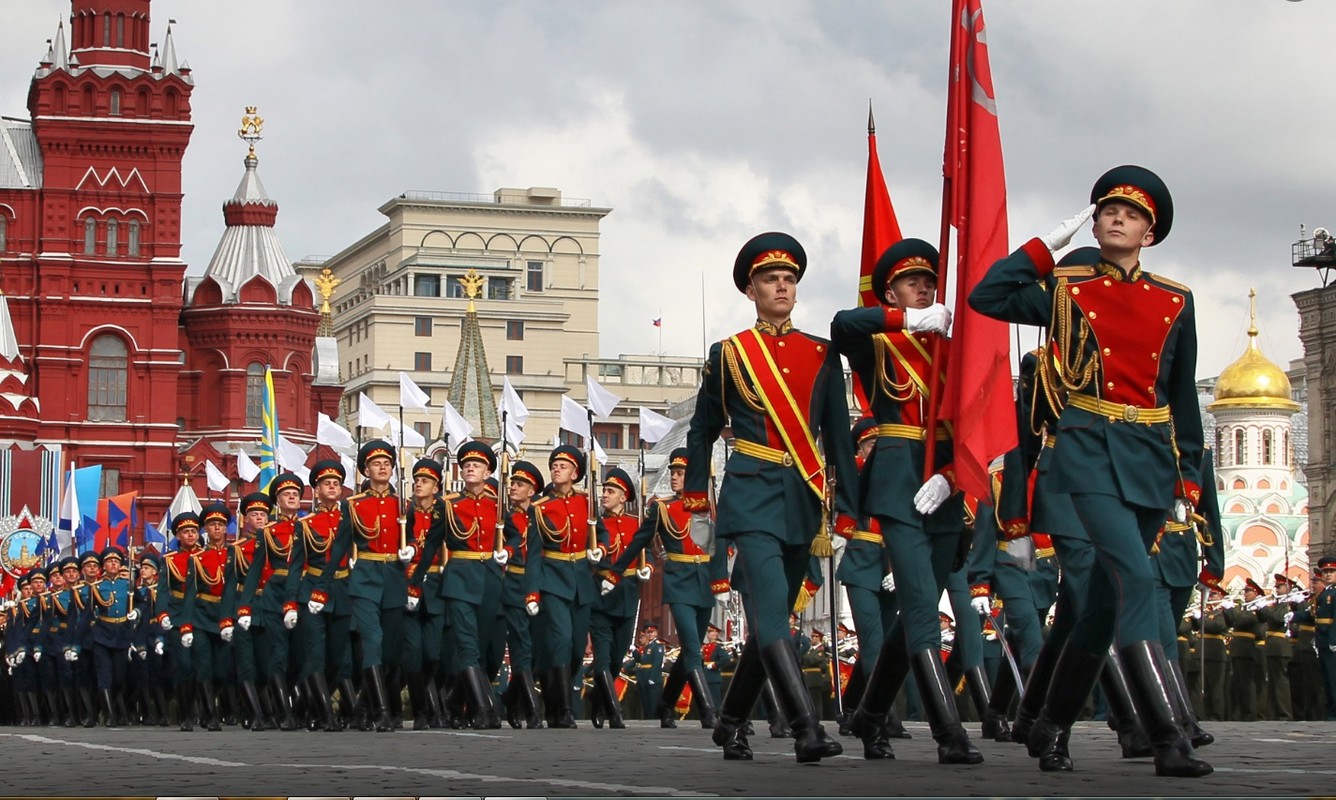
[871,238,938,301]
[732,231,807,292]
[1090,164,1173,245]
[602,467,637,503]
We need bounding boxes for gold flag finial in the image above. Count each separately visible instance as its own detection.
[238,106,264,156]
[460,268,485,313]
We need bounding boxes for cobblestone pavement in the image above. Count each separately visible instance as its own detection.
[0,720,1328,797]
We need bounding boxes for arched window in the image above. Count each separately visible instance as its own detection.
[1234,429,1246,465]
[87,335,127,421]
[245,363,265,427]
[106,219,118,255]
[1283,431,1290,467]
[0,217,6,252]
[102,12,111,46]
[1262,429,1274,465]
[115,13,124,48]
[109,89,121,116]
[127,220,140,256]
[83,218,96,254]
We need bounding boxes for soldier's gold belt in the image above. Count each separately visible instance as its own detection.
[270,569,289,577]
[449,551,493,561]
[506,565,526,575]
[1202,633,1226,640]
[198,594,221,603]
[97,615,127,623]
[851,531,882,544]
[623,568,638,576]
[876,423,951,442]
[1317,617,1334,624]
[543,551,584,562]
[1232,631,1255,639]
[1067,393,1170,424]
[667,553,709,564]
[357,551,398,562]
[1266,631,1289,638]
[426,565,443,574]
[305,567,349,579]
[734,439,793,466]
[1300,624,1317,632]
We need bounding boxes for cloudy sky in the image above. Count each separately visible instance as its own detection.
[4,1,1331,381]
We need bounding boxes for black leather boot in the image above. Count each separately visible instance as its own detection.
[758,640,842,763]
[982,661,1016,742]
[886,707,912,739]
[79,688,97,728]
[712,636,760,760]
[423,661,444,728]
[549,664,577,729]
[1012,628,1063,746]
[1166,657,1213,747]
[1118,641,1212,778]
[220,684,239,726]
[310,673,341,732]
[365,666,395,732]
[406,671,428,730]
[241,681,269,732]
[848,631,911,759]
[1101,649,1153,758]
[910,649,983,765]
[517,670,543,729]
[100,689,119,728]
[152,687,171,727]
[464,666,502,729]
[966,664,1006,741]
[837,660,867,736]
[269,674,299,731]
[337,678,359,731]
[658,658,686,728]
[1028,642,1106,771]
[198,681,221,731]
[588,672,605,729]
[176,683,195,731]
[763,680,791,737]
[596,669,625,729]
[686,666,719,729]
[62,688,78,727]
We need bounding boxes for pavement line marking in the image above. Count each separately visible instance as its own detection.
[0,732,714,796]
[1213,766,1336,775]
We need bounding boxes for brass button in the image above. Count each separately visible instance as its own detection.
[1088,311,1097,320]
[816,345,824,353]
[1173,297,1181,304]
[778,341,785,347]
[1164,316,1171,324]
[1151,352,1159,360]
[1148,387,1156,395]
[1107,381,1115,390]
[1103,279,1112,287]
[782,367,790,374]
[1143,284,1151,291]
[1102,347,1111,356]
[781,453,794,467]
[1071,287,1081,295]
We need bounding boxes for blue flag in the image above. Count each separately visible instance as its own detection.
[258,366,279,491]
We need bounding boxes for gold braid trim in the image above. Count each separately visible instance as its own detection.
[657,501,689,542]
[873,335,918,403]
[302,518,334,556]
[1048,278,1099,397]
[721,339,765,414]
[444,496,481,541]
[534,501,572,545]
[263,520,295,560]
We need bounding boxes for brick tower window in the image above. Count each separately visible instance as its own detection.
[127,221,140,256]
[0,217,6,252]
[83,218,96,254]
[106,219,118,255]
[87,335,128,422]
[245,363,264,427]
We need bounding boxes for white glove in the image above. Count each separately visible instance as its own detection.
[714,591,730,608]
[160,615,173,631]
[1221,598,1235,610]
[307,600,325,615]
[128,647,137,661]
[1256,596,1274,608]
[1284,611,1295,625]
[282,609,298,630]
[1190,608,1202,620]
[406,595,420,612]
[397,545,416,562]
[493,549,509,567]
[881,572,896,593]
[525,600,540,617]
[1040,203,1097,251]
[1172,498,1193,525]
[600,579,616,596]
[913,474,951,515]
[64,649,77,662]
[971,596,991,617]
[180,632,194,649]
[237,615,251,631]
[220,625,234,643]
[32,651,41,663]
[126,608,140,622]
[636,565,652,581]
[587,547,605,563]
[137,648,147,660]
[1329,644,1336,653]
[941,630,955,645]
[903,303,952,335]
[154,641,165,655]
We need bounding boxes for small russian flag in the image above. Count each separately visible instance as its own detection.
[652,317,662,327]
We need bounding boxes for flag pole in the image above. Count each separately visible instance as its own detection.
[923,0,967,483]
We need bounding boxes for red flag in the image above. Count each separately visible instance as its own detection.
[95,491,138,550]
[853,107,904,412]
[938,0,1016,501]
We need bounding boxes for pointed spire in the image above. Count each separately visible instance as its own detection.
[40,39,54,70]
[161,19,179,74]
[52,20,68,70]
[447,269,501,440]
[868,100,876,136]
[0,290,19,361]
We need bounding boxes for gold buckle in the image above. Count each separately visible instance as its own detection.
[781,453,793,467]
[1122,405,1139,423]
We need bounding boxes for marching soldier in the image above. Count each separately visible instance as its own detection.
[294,460,355,731]
[588,466,642,730]
[156,512,205,730]
[499,459,544,729]
[970,166,1211,777]
[70,552,100,725]
[328,439,414,733]
[5,575,39,725]
[702,622,732,708]
[41,563,72,727]
[238,475,305,732]
[133,550,169,726]
[1225,579,1266,721]
[224,492,273,730]
[1289,574,1322,720]
[88,547,136,726]
[524,444,608,729]
[635,622,665,719]
[402,458,449,730]
[1190,587,1230,721]
[51,557,83,726]
[601,450,729,729]
[27,569,56,726]
[192,502,237,730]
[832,237,980,766]
[689,232,859,764]
[412,445,508,730]
[1314,557,1336,719]
[1258,573,1294,721]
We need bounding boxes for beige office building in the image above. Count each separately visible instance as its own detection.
[301,186,700,470]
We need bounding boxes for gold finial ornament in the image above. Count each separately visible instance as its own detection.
[238,106,264,156]
[460,268,485,312]
[314,267,341,316]
[1209,288,1299,411]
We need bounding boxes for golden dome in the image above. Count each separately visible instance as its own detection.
[1210,290,1299,412]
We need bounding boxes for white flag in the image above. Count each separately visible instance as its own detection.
[204,460,230,493]
[317,412,355,451]
[560,395,591,439]
[388,418,427,449]
[359,392,392,431]
[441,400,473,447]
[638,406,675,444]
[500,377,529,424]
[593,438,608,465]
[235,449,261,482]
[55,463,77,553]
[339,454,358,489]
[168,482,202,518]
[399,372,431,411]
[585,375,621,420]
[502,415,525,450]
[278,435,309,473]
[292,463,312,485]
